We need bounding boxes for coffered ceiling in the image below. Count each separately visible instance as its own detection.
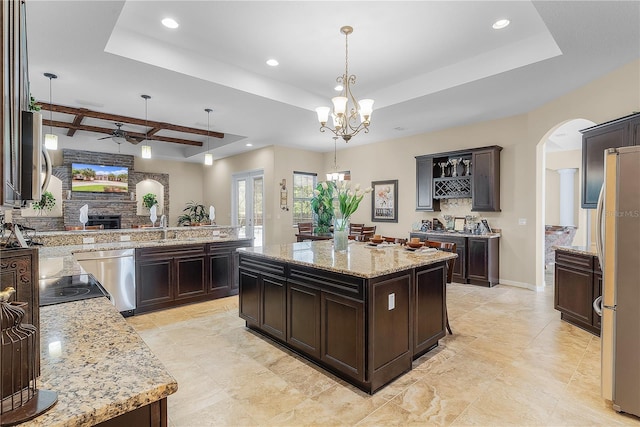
[25,1,640,163]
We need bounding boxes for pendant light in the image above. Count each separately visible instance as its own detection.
[326,136,344,181]
[44,72,58,150]
[204,108,213,165]
[140,95,152,159]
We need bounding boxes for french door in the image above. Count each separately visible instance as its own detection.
[232,170,264,246]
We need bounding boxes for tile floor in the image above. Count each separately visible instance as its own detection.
[127,282,640,426]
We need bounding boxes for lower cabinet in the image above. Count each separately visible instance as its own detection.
[414,264,446,357]
[239,252,445,393]
[554,250,601,336]
[136,240,252,314]
[410,233,499,286]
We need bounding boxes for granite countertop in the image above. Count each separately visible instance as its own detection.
[38,236,253,279]
[23,298,178,426]
[410,230,501,239]
[239,240,457,279]
[553,245,598,256]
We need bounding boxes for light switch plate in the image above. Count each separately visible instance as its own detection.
[82,237,95,244]
[388,293,395,310]
[518,218,527,225]
[120,235,131,242]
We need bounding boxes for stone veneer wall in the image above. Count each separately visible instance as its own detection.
[8,150,171,231]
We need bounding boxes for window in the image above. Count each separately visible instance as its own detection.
[292,172,317,224]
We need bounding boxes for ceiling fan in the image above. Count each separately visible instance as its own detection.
[98,122,144,145]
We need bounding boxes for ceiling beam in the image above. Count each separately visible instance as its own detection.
[37,101,225,143]
[44,119,204,147]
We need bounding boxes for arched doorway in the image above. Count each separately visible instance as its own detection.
[535,118,596,290]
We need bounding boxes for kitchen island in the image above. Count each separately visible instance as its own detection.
[238,240,456,393]
[22,298,177,426]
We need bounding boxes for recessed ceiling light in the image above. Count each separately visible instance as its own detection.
[492,19,510,30]
[246,143,253,147]
[162,18,179,29]
[334,84,343,92]
[266,59,279,67]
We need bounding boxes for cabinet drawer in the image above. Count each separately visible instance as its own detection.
[136,244,206,260]
[555,251,593,271]
[239,254,286,277]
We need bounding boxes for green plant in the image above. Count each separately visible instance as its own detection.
[142,193,158,209]
[29,95,41,111]
[32,191,55,213]
[310,181,334,234]
[177,201,209,226]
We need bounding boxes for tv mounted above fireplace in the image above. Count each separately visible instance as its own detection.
[71,163,128,193]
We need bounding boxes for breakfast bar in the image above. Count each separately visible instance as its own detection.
[238,240,456,393]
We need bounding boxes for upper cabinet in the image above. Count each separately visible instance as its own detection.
[416,145,502,212]
[581,113,640,209]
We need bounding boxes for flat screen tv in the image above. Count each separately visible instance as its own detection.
[71,163,129,193]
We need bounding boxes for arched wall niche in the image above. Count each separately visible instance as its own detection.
[131,172,169,224]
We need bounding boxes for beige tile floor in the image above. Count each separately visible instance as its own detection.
[127,281,640,426]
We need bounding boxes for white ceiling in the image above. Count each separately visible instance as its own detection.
[25,1,640,163]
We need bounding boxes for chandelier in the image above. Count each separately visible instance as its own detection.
[326,136,344,181]
[316,26,374,143]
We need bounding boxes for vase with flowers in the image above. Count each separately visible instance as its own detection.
[333,181,372,251]
[310,182,334,235]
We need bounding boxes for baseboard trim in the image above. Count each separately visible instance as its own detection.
[498,279,541,292]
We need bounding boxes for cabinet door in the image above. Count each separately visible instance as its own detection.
[468,238,488,281]
[287,282,321,358]
[416,156,439,211]
[209,251,232,299]
[137,259,173,309]
[554,263,593,326]
[261,274,287,340]
[414,264,446,357]
[471,147,501,211]
[321,292,365,382]
[426,235,466,282]
[239,268,260,326]
[175,255,207,300]
[581,122,629,208]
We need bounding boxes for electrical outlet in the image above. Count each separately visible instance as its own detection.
[82,237,95,244]
[388,293,395,310]
[518,218,527,225]
[120,235,131,242]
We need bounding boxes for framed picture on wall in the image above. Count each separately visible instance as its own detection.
[371,180,398,222]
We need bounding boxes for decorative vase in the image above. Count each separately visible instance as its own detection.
[333,217,349,252]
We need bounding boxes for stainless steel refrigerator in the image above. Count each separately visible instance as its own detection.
[594,145,640,416]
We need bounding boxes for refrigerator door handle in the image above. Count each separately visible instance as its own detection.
[593,295,603,317]
[595,183,605,271]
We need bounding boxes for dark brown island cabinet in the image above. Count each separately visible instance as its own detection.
[409,233,499,287]
[581,112,640,208]
[416,145,502,212]
[554,248,602,336]
[238,250,452,394]
[136,239,252,313]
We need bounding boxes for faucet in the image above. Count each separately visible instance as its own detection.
[160,215,167,239]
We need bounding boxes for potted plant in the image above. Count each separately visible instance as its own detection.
[310,181,334,235]
[177,201,209,226]
[32,191,56,214]
[142,193,158,210]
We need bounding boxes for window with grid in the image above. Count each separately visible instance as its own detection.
[292,172,317,224]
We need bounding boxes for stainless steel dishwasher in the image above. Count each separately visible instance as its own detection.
[74,249,136,316]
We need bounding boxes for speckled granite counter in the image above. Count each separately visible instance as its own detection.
[23,298,177,426]
[239,239,456,279]
[38,236,253,280]
[553,245,597,257]
[409,230,501,239]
